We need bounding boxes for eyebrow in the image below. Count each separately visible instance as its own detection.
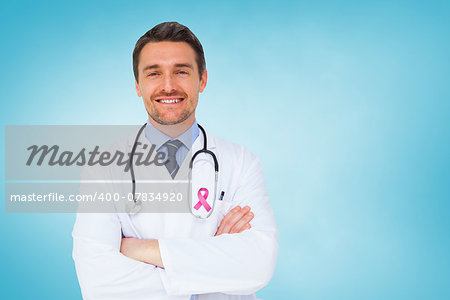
[174,63,194,69]
[142,63,194,72]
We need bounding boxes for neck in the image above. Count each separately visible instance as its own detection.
[148,116,195,138]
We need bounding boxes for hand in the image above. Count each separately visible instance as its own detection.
[120,237,164,268]
[215,205,254,236]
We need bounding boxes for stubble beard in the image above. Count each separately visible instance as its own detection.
[147,105,194,126]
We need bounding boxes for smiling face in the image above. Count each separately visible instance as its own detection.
[135,41,207,126]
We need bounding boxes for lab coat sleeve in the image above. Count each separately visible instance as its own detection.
[158,151,279,295]
[72,167,164,300]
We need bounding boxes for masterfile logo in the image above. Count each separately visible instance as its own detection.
[5,125,191,213]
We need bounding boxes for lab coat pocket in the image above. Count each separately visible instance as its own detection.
[212,200,234,234]
[214,200,234,223]
[192,200,233,237]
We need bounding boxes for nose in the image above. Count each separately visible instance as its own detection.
[161,73,177,94]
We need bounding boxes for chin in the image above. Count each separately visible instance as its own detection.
[155,116,185,126]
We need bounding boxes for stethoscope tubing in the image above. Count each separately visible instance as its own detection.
[128,123,218,218]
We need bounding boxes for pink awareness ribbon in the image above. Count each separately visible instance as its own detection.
[194,188,212,212]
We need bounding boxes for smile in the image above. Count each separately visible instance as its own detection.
[156,98,184,104]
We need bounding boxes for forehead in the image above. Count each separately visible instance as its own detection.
[139,41,197,70]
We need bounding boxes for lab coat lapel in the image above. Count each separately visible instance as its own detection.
[174,127,216,180]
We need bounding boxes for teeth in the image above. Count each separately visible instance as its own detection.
[159,98,183,103]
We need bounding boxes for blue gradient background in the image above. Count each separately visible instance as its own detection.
[1,1,449,299]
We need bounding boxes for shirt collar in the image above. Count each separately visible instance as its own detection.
[144,119,199,151]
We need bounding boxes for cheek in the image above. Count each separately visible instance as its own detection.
[184,81,201,96]
[140,85,156,99]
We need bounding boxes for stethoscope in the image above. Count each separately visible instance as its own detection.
[126,123,219,219]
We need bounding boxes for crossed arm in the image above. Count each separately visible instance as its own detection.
[120,206,254,268]
[74,153,278,297]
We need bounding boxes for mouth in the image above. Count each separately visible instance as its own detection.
[155,97,185,104]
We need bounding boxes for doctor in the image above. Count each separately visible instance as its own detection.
[72,22,278,299]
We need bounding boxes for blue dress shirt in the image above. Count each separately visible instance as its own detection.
[144,119,200,167]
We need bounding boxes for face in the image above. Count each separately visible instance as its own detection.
[135,41,207,126]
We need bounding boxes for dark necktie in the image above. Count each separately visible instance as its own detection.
[162,139,183,179]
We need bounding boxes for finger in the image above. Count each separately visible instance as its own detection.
[239,223,251,232]
[216,206,241,236]
[230,211,254,233]
[221,206,250,234]
[215,206,241,236]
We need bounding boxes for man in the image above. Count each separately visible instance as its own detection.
[73,22,278,299]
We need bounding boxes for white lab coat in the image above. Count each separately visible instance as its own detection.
[72,128,279,300]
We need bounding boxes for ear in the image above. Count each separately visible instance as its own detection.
[199,69,208,93]
[135,80,142,97]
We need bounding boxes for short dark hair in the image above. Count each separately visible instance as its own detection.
[133,22,206,82]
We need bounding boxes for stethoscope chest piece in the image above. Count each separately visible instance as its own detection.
[127,199,142,215]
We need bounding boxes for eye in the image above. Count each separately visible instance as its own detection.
[177,70,189,75]
[147,72,158,77]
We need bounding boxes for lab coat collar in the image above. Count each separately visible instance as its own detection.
[144,119,199,151]
[127,123,216,151]
[126,123,216,181]
[191,125,216,153]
